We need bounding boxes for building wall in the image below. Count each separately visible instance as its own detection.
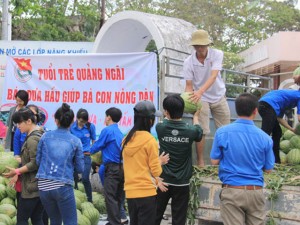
[239,32,300,77]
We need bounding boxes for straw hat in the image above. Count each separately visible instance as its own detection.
[190,30,213,46]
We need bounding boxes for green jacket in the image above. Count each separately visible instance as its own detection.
[20,128,44,198]
[156,119,203,185]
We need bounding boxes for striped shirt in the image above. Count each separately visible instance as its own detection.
[38,178,65,191]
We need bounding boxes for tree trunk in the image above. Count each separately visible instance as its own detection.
[99,0,106,29]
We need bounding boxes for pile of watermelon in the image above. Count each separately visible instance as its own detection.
[0,153,18,225]
[75,182,106,225]
[280,128,300,164]
[0,151,106,225]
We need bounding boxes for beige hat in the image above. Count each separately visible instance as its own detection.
[190,29,213,46]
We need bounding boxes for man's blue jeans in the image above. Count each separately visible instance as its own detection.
[82,155,93,202]
[39,185,77,225]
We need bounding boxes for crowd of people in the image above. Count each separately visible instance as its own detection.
[1,29,300,225]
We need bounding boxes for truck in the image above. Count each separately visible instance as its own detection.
[90,10,300,225]
[159,52,300,225]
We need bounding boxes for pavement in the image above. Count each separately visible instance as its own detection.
[97,216,223,225]
[97,214,172,225]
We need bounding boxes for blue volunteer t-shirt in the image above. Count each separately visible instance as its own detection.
[210,119,274,186]
[13,128,27,156]
[259,89,300,117]
[90,123,123,165]
[70,121,96,153]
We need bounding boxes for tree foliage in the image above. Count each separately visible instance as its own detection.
[10,0,100,41]
[157,0,300,53]
[103,0,300,69]
[2,0,300,68]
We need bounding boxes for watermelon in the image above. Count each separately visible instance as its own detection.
[293,66,300,76]
[0,204,16,218]
[279,151,287,164]
[0,176,10,186]
[0,184,7,201]
[283,130,296,140]
[280,140,291,154]
[0,153,19,174]
[12,216,16,225]
[92,192,106,214]
[0,214,12,225]
[0,177,6,186]
[5,186,16,200]
[81,202,95,211]
[82,207,100,225]
[91,152,102,166]
[280,125,288,136]
[295,123,300,135]
[180,92,202,114]
[0,198,15,207]
[287,148,300,164]
[289,135,300,149]
[77,182,85,193]
[3,179,9,186]
[75,196,82,210]
[74,189,87,203]
[77,213,91,225]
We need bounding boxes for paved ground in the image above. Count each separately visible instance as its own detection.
[96,214,223,225]
[97,215,172,225]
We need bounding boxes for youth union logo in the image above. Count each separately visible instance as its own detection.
[38,106,49,126]
[13,58,33,83]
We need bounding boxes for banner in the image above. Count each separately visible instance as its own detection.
[0,41,94,104]
[1,53,158,135]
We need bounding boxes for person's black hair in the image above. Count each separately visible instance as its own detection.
[122,113,155,150]
[235,93,258,117]
[77,108,89,121]
[12,107,37,124]
[106,107,122,123]
[15,90,29,106]
[76,108,91,129]
[163,94,184,119]
[26,104,41,124]
[54,103,74,128]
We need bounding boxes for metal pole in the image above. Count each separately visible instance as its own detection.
[1,0,9,40]
[7,12,11,40]
[159,56,166,113]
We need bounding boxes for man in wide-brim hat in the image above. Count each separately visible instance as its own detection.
[183,29,230,167]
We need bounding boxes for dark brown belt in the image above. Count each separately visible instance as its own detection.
[222,184,262,190]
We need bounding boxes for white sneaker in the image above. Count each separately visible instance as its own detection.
[121,218,129,224]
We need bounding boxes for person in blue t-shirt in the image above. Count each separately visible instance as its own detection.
[211,93,274,225]
[258,89,300,163]
[70,108,96,202]
[13,128,26,158]
[90,107,124,225]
